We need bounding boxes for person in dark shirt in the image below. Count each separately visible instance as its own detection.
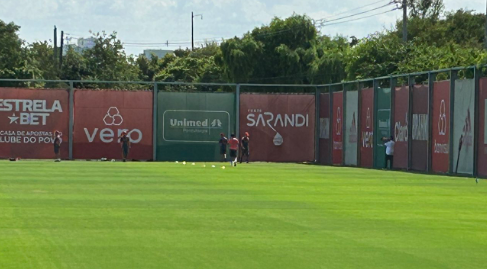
[240,132,250,164]
[119,131,131,162]
[219,133,228,161]
[53,130,62,162]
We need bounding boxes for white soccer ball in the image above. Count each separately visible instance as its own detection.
[111,159,115,162]
[212,165,216,168]
[192,163,195,166]
[183,161,186,165]
[222,166,226,169]
[176,161,179,164]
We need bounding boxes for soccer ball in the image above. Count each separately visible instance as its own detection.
[192,163,195,166]
[212,165,216,168]
[222,166,226,169]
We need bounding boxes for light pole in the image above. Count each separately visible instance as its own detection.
[192,12,203,51]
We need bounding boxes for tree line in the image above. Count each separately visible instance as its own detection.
[1,0,486,89]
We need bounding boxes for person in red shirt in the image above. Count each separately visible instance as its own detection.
[228,133,239,167]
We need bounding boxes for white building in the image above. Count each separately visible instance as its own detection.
[63,37,96,55]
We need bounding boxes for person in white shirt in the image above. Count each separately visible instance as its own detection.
[382,136,395,169]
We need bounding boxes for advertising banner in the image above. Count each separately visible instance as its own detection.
[431,81,450,173]
[158,92,235,162]
[374,88,391,168]
[393,86,408,169]
[344,91,358,166]
[319,93,331,164]
[453,79,475,175]
[73,90,153,160]
[360,88,374,168]
[411,85,429,171]
[0,88,69,159]
[239,94,315,162]
[479,78,487,177]
[332,92,343,165]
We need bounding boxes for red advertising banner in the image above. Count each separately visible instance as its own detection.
[478,78,487,177]
[239,94,315,162]
[332,92,343,165]
[432,81,450,173]
[73,90,153,160]
[411,85,429,171]
[0,88,69,159]
[319,93,331,164]
[360,88,374,167]
[393,86,408,169]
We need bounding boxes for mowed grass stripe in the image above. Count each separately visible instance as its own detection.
[0,161,486,268]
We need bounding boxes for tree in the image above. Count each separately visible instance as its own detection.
[408,0,444,20]
[0,20,26,81]
[346,33,406,80]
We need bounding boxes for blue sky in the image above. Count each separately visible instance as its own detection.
[0,0,484,56]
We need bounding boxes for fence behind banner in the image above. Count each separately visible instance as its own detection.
[1,65,487,178]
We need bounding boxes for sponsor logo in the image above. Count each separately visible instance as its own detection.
[438,100,447,136]
[319,118,329,139]
[395,112,408,142]
[349,112,357,143]
[362,107,373,148]
[84,107,143,144]
[333,107,343,150]
[412,114,428,141]
[335,107,342,135]
[163,110,230,143]
[0,99,63,126]
[247,109,310,146]
[434,140,449,154]
[366,108,371,129]
[103,107,123,126]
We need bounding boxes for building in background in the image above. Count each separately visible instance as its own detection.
[143,49,173,60]
[63,37,96,55]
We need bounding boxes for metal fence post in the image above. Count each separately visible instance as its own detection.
[153,83,158,161]
[342,83,347,165]
[390,76,396,145]
[427,72,435,173]
[315,86,320,163]
[407,75,413,171]
[373,79,378,168]
[357,81,362,167]
[329,86,334,165]
[236,84,240,139]
[449,70,457,174]
[474,66,480,177]
[68,81,74,160]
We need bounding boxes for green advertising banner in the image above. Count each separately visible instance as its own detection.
[157,92,236,161]
[374,87,391,168]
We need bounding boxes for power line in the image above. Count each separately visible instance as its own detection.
[121,2,400,48]
[320,8,400,27]
[316,2,396,26]
[319,0,390,20]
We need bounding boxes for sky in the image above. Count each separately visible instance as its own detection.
[0,0,485,56]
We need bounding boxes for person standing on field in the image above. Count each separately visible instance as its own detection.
[382,136,395,169]
[219,133,228,162]
[119,131,131,162]
[228,134,239,167]
[53,130,62,162]
[240,132,250,164]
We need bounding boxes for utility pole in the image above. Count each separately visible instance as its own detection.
[54,26,58,64]
[192,12,203,51]
[485,0,487,49]
[59,31,64,69]
[402,0,407,42]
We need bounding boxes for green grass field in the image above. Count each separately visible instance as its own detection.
[1,161,486,269]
